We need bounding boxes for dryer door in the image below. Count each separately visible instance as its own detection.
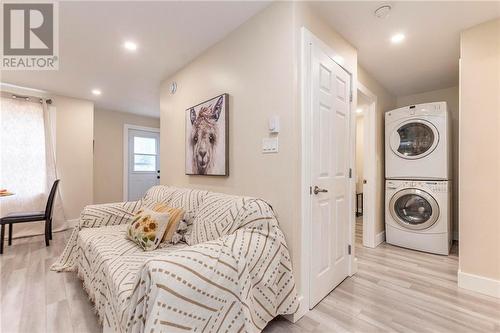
[389,188,440,230]
[390,119,439,160]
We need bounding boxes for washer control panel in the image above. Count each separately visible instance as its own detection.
[386,180,450,193]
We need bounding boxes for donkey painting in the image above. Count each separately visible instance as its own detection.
[186,94,228,176]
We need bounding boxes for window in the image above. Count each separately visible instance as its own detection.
[133,136,156,171]
[0,96,54,225]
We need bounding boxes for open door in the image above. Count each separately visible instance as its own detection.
[309,39,352,307]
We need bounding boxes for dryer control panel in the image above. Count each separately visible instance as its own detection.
[386,101,448,119]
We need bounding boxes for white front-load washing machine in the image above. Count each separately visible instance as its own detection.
[385,102,451,180]
[385,179,451,255]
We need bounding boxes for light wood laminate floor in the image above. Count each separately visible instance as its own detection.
[1,218,499,333]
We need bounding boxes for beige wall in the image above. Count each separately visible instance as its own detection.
[53,95,94,220]
[159,2,358,296]
[160,1,298,271]
[93,108,160,204]
[396,86,459,239]
[459,19,500,281]
[357,66,397,235]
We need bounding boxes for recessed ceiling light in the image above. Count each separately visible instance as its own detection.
[391,33,405,44]
[91,89,102,96]
[123,41,138,51]
[356,108,363,114]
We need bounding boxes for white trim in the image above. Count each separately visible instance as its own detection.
[123,124,160,201]
[357,82,379,248]
[375,231,385,247]
[458,270,500,298]
[299,27,356,319]
[299,28,312,320]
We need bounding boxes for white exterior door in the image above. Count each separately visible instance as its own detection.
[310,42,351,307]
[127,128,160,201]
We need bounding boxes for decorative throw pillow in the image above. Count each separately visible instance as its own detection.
[170,207,200,244]
[127,208,170,251]
[151,203,185,243]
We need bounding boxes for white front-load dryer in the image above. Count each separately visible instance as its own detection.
[385,102,451,180]
[385,180,451,255]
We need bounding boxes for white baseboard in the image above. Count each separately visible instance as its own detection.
[375,231,385,247]
[458,270,500,298]
[283,295,307,323]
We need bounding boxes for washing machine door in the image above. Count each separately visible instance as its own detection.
[390,119,439,160]
[389,188,440,230]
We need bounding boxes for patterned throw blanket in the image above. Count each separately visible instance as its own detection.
[52,186,299,332]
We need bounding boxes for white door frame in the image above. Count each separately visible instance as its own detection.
[357,83,379,248]
[295,27,357,321]
[123,124,160,201]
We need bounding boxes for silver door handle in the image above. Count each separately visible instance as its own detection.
[313,186,328,195]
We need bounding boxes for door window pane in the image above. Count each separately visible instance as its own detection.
[394,194,432,225]
[134,137,156,155]
[397,123,434,156]
[134,154,156,171]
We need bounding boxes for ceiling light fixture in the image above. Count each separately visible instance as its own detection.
[91,89,102,96]
[391,33,405,44]
[123,41,138,51]
[356,108,363,114]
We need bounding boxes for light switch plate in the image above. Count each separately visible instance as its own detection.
[262,137,278,153]
[269,115,280,134]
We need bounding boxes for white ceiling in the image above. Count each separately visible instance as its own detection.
[1,1,269,117]
[310,1,500,97]
[3,2,498,115]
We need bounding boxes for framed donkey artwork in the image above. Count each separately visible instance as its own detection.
[185,93,229,176]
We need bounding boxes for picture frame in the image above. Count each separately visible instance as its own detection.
[185,93,229,176]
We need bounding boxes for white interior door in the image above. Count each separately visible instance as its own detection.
[310,41,351,307]
[127,128,160,201]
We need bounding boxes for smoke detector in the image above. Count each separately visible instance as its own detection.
[374,4,392,19]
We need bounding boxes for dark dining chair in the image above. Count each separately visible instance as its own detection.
[0,179,60,254]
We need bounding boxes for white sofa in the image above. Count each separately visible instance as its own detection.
[52,186,298,333]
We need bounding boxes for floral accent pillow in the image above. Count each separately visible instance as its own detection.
[127,208,171,251]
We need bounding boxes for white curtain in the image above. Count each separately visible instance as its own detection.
[0,95,66,238]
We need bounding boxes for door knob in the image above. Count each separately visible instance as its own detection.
[313,186,328,195]
[363,179,367,184]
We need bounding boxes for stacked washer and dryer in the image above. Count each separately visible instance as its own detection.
[385,102,452,255]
